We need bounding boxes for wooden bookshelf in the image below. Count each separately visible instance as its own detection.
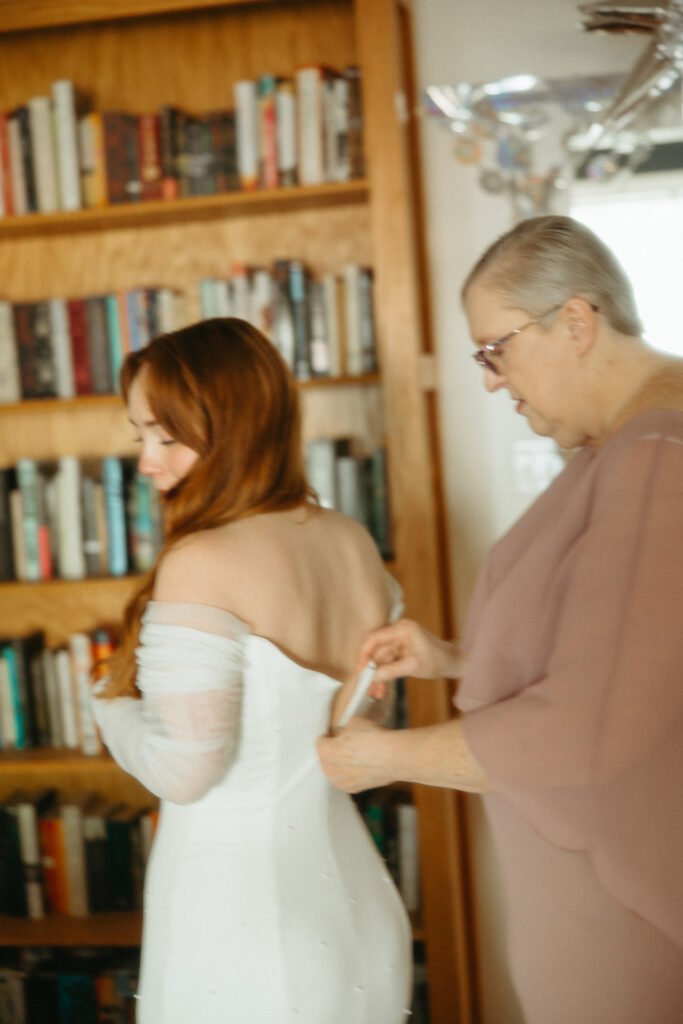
[0,2,476,1020]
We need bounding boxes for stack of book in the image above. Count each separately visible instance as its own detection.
[0,627,120,756]
[0,952,139,1023]
[0,787,157,922]
[198,260,378,381]
[0,67,364,216]
[0,456,163,584]
[0,289,187,404]
[305,441,392,559]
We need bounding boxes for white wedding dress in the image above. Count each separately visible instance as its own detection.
[93,598,413,1024]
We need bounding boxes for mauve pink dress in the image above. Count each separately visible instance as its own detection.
[456,408,683,1024]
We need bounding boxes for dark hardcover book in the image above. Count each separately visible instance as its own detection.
[13,302,58,400]
[158,104,182,199]
[12,106,37,212]
[137,112,163,201]
[82,796,109,913]
[4,788,55,920]
[209,109,239,193]
[102,111,140,205]
[24,972,59,1020]
[57,972,99,1023]
[180,113,214,197]
[172,108,191,197]
[84,296,114,394]
[0,466,16,581]
[105,805,137,912]
[27,642,51,747]
[67,298,93,396]
[0,800,27,915]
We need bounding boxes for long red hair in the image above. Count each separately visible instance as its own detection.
[99,317,314,699]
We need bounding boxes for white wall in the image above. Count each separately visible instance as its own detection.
[410,3,641,1021]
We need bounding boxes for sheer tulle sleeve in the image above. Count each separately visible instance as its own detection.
[92,601,248,805]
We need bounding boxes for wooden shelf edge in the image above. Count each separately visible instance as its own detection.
[0,575,138,596]
[0,750,122,773]
[0,0,277,35]
[0,180,368,238]
[0,911,142,947]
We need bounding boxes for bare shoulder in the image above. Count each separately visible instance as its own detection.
[153,524,252,605]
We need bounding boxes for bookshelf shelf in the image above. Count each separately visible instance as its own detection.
[0,181,369,239]
[0,0,271,34]
[0,911,143,947]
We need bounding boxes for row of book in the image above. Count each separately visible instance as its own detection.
[0,260,377,404]
[0,457,162,584]
[0,629,114,755]
[0,787,158,921]
[0,67,364,217]
[0,952,139,1024]
[306,441,392,560]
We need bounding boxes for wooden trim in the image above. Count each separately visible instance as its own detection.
[0,181,368,240]
[0,911,143,946]
[0,0,272,34]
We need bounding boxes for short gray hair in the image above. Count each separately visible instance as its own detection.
[461,215,643,337]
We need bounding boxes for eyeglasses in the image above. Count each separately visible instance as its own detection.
[472,304,563,374]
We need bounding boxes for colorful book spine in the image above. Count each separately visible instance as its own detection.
[102,456,128,576]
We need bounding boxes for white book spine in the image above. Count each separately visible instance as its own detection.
[55,647,79,749]
[68,632,103,756]
[60,804,89,915]
[16,803,45,919]
[250,269,272,335]
[56,455,86,580]
[51,79,83,211]
[27,96,59,214]
[48,297,75,399]
[306,439,338,509]
[213,279,233,318]
[234,80,259,190]
[0,659,18,747]
[0,299,21,403]
[275,82,297,183]
[295,67,325,186]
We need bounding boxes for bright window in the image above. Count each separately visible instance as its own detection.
[571,172,683,356]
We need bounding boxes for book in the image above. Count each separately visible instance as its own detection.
[357,266,378,373]
[344,65,365,179]
[102,456,128,576]
[0,110,15,215]
[55,455,86,580]
[137,112,163,201]
[78,111,107,208]
[305,438,349,509]
[16,458,46,582]
[0,968,25,1021]
[40,647,62,747]
[396,801,420,913]
[342,263,364,375]
[102,111,140,205]
[336,453,371,530]
[13,301,58,399]
[0,795,27,915]
[84,295,114,394]
[158,105,182,199]
[38,802,70,912]
[308,279,332,377]
[0,651,20,748]
[82,795,109,913]
[0,299,21,403]
[47,297,76,399]
[234,79,259,190]
[9,489,26,582]
[258,73,279,189]
[0,466,15,580]
[275,77,297,187]
[271,259,296,369]
[209,108,239,193]
[12,106,36,213]
[66,297,93,396]
[295,65,331,186]
[27,96,59,214]
[2,632,45,749]
[51,79,83,211]
[68,632,103,756]
[4,788,55,919]
[59,793,89,915]
[105,804,138,912]
[54,647,79,750]
[128,470,158,572]
[321,273,344,377]
[325,72,351,183]
[80,469,106,576]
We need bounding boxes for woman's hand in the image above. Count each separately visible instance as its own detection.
[358,618,464,698]
[317,716,395,793]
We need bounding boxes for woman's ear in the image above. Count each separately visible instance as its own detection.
[563,297,598,355]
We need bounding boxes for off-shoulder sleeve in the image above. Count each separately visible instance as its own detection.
[92,601,248,805]
[462,428,683,945]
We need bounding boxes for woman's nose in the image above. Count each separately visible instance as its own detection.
[484,366,507,393]
[138,445,158,476]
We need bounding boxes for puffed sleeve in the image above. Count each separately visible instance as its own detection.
[92,601,248,805]
[461,425,683,945]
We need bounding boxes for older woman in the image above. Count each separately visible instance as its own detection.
[317,216,683,1024]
